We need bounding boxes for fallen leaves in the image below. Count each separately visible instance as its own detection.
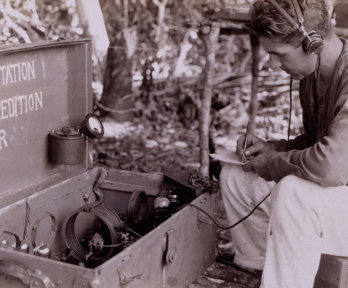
[94,68,302,182]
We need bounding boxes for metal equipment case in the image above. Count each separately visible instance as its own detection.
[0,39,217,288]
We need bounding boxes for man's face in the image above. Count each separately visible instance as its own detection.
[260,36,318,80]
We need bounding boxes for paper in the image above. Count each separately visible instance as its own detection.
[210,152,248,165]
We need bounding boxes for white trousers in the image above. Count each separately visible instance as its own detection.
[220,164,348,288]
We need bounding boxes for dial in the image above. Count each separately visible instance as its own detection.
[84,114,104,138]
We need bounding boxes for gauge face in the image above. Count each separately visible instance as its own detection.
[86,115,104,137]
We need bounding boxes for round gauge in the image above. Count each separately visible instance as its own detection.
[83,114,104,138]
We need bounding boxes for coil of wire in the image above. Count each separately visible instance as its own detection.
[62,204,124,264]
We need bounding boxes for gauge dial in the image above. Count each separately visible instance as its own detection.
[84,114,104,138]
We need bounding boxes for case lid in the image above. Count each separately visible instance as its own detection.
[0,39,93,204]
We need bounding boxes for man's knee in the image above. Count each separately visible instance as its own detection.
[271,175,308,217]
[220,164,244,186]
[273,175,305,201]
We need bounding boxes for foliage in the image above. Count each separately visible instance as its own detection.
[99,0,254,82]
[0,0,82,45]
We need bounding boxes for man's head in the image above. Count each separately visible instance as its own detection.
[248,0,333,79]
[249,0,331,49]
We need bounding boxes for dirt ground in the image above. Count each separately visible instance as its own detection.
[189,214,262,288]
[191,262,261,288]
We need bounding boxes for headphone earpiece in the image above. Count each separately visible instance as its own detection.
[302,31,324,54]
[266,0,324,54]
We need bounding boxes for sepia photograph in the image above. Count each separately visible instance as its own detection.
[0,0,347,287]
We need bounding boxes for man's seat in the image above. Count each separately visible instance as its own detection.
[314,254,348,288]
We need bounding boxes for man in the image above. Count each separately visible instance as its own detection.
[220,0,348,287]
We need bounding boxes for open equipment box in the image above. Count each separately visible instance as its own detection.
[0,39,218,288]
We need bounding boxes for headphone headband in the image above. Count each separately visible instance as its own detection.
[266,0,307,36]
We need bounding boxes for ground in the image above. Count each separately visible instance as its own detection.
[188,207,262,288]
[93,69,301,287]
[191,262,261,288]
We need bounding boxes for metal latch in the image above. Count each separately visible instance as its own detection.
[162,229,176,265]
[92,167,109,203]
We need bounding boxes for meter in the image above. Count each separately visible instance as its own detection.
[81,114,104,138]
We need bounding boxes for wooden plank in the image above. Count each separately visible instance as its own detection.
[100,179,160,196]
[106,168,164,188]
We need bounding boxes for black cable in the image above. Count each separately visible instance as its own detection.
[314,53,322,135]
[288,76,293,141]
[188,191,272,230]
[315,53,321,93]
[89,241,126,248]
[288,53,321,141]
[128,228,143,238]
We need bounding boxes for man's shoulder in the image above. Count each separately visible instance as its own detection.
[337,38,348,71]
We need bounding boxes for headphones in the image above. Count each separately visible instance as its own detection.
[266,0,324,54]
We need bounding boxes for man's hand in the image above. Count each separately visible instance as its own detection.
[236,134,276,181]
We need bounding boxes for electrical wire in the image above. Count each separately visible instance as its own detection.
[288,76,293,141]
[188,191,272,230]
[128,228,143,238]
[315,53,321,93]
[90,242,125,248]
[89,228,143,249]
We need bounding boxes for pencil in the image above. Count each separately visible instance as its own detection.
[242,134,248,162]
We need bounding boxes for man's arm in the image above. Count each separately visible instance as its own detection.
[270,133,314,152]
[246,95,348,186]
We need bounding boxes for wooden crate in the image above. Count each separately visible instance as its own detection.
[314,254,348,288]
[0,40,217,288]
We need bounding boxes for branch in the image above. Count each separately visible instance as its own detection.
[173,29,193,77]
[248,34,261,134]
[5,0,40,26]
[0,2,31,43]
[22,0,40,24]
[199,23,220,177]
[124,0,128,28]
[152,0,169,43]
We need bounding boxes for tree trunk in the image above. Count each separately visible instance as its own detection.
[199,23,220,177]
[75,0,109,82]
[99,0,137,121]
[100,43,134,121]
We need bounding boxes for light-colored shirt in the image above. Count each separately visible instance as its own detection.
[269,38,348,186]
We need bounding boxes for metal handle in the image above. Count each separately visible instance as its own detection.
[1,231,21,250]
[0,260,55,288]
[31,212,57,254]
